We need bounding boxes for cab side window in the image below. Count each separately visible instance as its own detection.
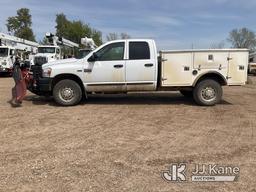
[129,42,150,60]
[97,42,124,61]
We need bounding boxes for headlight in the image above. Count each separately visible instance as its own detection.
[1,62,7,66]
[42,68,52,77]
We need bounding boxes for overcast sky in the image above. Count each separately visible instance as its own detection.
[0,0,255,49]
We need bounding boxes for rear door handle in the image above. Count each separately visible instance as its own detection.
[114,64,123,68]
[145,63,154,67]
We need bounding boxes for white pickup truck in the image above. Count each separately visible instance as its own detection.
[29,39,248,106]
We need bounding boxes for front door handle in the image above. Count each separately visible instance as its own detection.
[114,65,123,68]
[145,63,154,67]
[84,69,92,73]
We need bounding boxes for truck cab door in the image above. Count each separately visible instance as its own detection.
[84,42,126,92]
[125,41,157,91]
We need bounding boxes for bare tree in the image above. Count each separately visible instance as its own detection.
[210,40,225,49]
[120,33,131,39]
[228,28,256,50]
[106,33,119,41]
[106,32,131,41]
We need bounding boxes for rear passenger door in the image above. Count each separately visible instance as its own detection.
[126,41,156,91]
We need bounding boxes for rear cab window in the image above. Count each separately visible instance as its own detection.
[129,42,150,60]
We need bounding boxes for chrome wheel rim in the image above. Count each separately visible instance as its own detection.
[59,87,74,102]
[201,87,216,102]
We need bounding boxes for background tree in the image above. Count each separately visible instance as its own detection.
[106,33,119,41]
[55,13,102,46]
[6,8,36,41]
[120,33,131,39]
[106,32,131,41]
[228,28,256,50]
[38,37,49,45]
[210,40,225,49]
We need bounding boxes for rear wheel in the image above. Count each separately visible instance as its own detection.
[53,79,82,106]
[193,79,222,106]
[180,90,193,97]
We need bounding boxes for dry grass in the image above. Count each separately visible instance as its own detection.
[0,76,255,192]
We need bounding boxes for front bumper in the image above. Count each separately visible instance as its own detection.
[37,77,52,92]
[28,65,52,95]
[28,76,53,95]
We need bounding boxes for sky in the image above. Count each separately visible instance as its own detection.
[0,0,256,50]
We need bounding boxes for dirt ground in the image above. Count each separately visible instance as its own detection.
[0,76,255,192]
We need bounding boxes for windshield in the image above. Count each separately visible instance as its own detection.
[38,47,56,54]
[0,48,8,57]
[76,49,91,59]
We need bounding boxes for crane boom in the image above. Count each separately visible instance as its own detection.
[81,37,97,50]
[0,32,39,48]
[45,33,79,48]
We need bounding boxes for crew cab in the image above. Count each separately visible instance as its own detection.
[29,39,249,106]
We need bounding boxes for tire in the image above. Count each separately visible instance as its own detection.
[193,79,222,106]
[180,90,193,97]
[53,79,82,106]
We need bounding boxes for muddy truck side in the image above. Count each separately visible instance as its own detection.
[28,39,249,106]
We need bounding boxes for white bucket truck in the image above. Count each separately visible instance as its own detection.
[0,32,39,74]
[33,33,79,66]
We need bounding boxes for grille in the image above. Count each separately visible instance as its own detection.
[34,56,47,66]
[31,65,42,80]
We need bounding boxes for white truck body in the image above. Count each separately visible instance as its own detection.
[29,39,249,106]
[32,33,79,67]
[33,45,61,66]
[0,32,39,73]
[0,46,15,73]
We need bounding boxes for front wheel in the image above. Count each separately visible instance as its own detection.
[53,79,82,106]
[193,79,223,106]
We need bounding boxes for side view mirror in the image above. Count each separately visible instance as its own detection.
[88,52,99,62]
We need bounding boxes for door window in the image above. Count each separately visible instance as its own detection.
[97,42,124,61]
[129,42,150,60]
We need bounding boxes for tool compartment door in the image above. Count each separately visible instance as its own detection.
[161,52,193,86]
[193,51,229,70]
[228,51,248,85]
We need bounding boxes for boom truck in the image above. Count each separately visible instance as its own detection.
[32,33,80,66]
[77,37,97,59]
[29,39,249,106]
[0,32,39,75]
